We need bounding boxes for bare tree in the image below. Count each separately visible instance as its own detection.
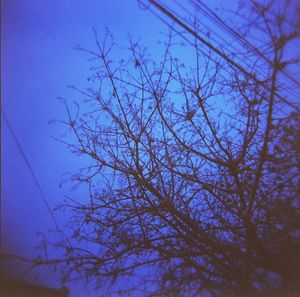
[43,1,300,296]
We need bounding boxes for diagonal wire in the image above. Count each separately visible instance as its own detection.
[142,1,288,116]
[1,109,70,248]
[192,0,300,88]
[146,0,300,112]
[171,0,299,100]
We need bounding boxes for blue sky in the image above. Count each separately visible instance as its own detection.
[1,0,239,295]
[1,0,177,294]
[2,1,299,296]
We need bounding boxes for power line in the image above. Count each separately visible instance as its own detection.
[169,0,299,101]
[144,2,292,118]
[173,0,270,80]
[192,0,300,88]
[1,109,70,248]
[146,0,300,112]
[145,1,293,120]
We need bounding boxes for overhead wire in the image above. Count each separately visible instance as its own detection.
[191,0,300,99]
[146,0,300,112]
[143,2,235,82]
[192,0,300,88]
[140,2,291,121]
[140,0,294,118]
[1,109,71,249]
[162,0,299,101]
[169,0,275,84]
[172,0,299,101]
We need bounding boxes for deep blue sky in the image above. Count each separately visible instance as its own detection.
[1,0,236,295]
[1,0,165,291]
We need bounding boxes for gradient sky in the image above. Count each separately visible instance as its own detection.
[1,0,237,296]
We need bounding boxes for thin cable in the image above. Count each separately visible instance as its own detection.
[193,0,300,88]
[171,0,299,100]
[168,1,271,81]
[140,1,292,120]
[147,0,300,112]
[147,4,230,75]
[145,1,292,118]
[1,109,70,248]
[160,0,299,100]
